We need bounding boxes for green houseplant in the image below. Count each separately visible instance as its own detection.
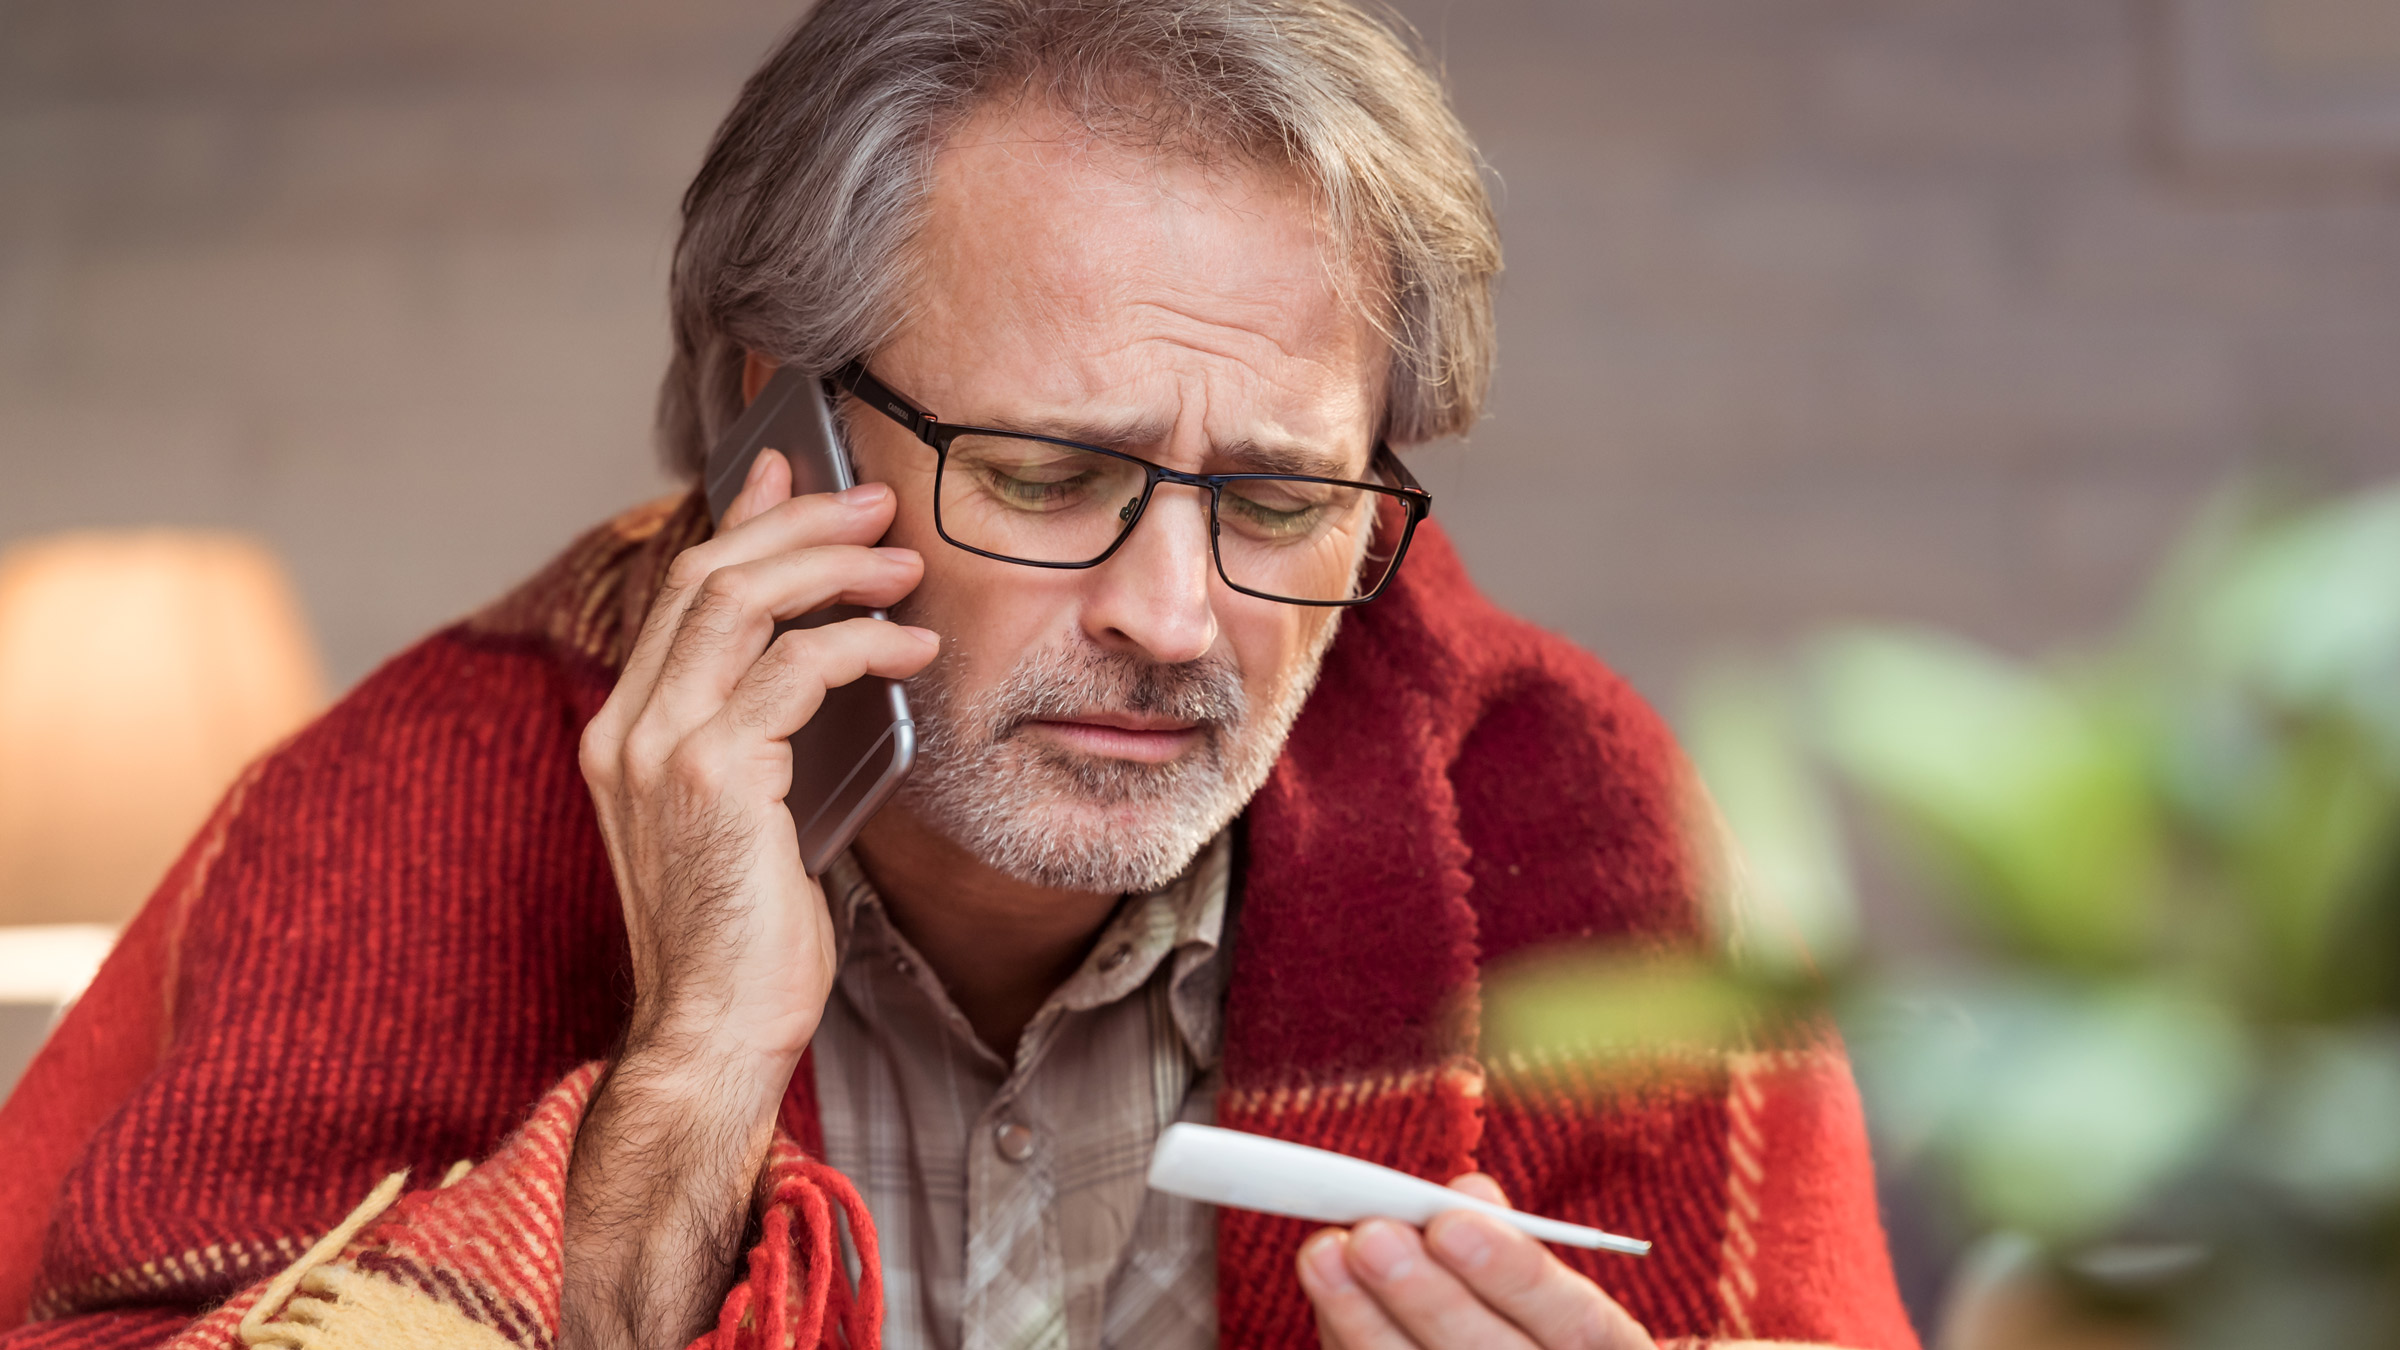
[1488,482,2400,1348]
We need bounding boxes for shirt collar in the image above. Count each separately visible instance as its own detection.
[821,832,1231,1067]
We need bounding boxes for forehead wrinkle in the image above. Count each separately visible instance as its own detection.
[1085,320,1372,428]
[1120,297,1329,368]
[1028,249,1356,377]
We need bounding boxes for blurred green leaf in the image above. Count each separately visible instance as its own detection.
[1807,630,2167,968]
[2200,486,2400,758]
[2249,1024,2400,1221]
[1850,977,2248,1244]
[2215,720,2400,1017]
[1683,662,1860,979]
[1481,948,1792,1089]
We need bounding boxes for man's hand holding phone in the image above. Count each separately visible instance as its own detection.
[562,448,938,1350]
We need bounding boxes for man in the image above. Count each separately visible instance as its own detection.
[0,3,1917,1349]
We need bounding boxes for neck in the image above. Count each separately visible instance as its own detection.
[849,802,1120,1060]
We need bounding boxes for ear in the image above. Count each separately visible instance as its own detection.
[741,350,779,407]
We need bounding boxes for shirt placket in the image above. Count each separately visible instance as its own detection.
[960,1074,1067,1350]
[957,904,1177,1350]
[818,837,1229,1350]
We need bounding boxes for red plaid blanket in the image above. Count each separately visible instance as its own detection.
[0,495,1916,1350]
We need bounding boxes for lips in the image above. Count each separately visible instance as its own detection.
[1050,710,1198,734]
[1024,713,1207,764]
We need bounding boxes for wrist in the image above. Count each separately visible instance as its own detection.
[613,1022,806,1127]
[565,1038,789,1350]
[629,965,828,1062]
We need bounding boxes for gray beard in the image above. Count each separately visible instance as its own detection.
[890,615,1340,894]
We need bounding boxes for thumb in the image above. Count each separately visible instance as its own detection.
[1447,1171,1510,1208]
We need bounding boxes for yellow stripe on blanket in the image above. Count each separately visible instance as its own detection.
[243,1263,523,1350]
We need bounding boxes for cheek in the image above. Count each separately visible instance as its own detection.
[903,543,1078,678]
[848,436,941,552]
[1226,605,1334,706]
[881,489,943,556]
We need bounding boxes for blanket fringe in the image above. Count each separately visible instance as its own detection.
[696,1157,884,1350]
[236,1171,409,1349]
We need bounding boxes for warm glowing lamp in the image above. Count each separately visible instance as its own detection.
[0,530,326,926]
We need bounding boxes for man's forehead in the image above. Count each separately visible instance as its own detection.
[931,99,1321,242]
[903,101,1385,413]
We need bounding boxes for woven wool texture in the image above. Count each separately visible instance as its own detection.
[0,492,1918,1350]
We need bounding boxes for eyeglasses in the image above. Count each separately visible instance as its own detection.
[828,361,1431,607]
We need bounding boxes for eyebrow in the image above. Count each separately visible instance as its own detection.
[974,415,1359,480]
[1213,441,1357,479]
[984,414,1175,450]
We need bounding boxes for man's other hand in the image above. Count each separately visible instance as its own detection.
[563,448,938,1350]
[1297,1174,1658,1350]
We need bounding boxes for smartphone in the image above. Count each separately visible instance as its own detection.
[702,364,917,877]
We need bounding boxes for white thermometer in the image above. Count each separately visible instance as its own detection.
[1145,1123,1651,1257]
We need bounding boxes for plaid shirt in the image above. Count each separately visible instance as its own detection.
[813,836,1229,1350]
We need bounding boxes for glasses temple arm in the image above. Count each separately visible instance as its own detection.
[1374,443,1431,504]
[829,360,939,442]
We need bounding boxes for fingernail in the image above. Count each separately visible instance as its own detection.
[873,547,917,564]
[1431,1216,1492,1271]
[903,625,940,646]
[744,451,772,486]
[837,482,886,504]
[1304,1234,1354,1291]
[1352,1222,1416,1281]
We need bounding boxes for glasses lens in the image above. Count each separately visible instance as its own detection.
[939,434,1150,564]
[1215,477,1412,604]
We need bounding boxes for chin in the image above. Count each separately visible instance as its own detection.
[899,747,1252,895]
[987,808,1217,895]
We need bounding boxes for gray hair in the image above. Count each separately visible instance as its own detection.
[657,0,1501,477]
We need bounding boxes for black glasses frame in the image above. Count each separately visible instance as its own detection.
[827,360,1431,608]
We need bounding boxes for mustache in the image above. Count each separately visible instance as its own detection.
[980,645,1248,743]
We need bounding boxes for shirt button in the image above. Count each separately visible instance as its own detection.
[1098,943,1132,973]
[993,1120,1036,1163]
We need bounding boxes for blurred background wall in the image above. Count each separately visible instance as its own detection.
[6,0,2400,1331]
[7,0,2399,701]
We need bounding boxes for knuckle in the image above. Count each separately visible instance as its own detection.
[725,680,787,733]
[619,719,677,782]
[817,619,884,663]
[663,547,715,592]
[576,728,619,787]
[755,635,832,719]
[767,625,828,670]
[693,567,751,612]
[672,588,748,651]
[660,738,720,792]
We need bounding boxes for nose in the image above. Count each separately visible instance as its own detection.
[1078,482,1220,665]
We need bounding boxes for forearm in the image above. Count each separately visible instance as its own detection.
[561,1046,794,1350]
[562,469,924,1350]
